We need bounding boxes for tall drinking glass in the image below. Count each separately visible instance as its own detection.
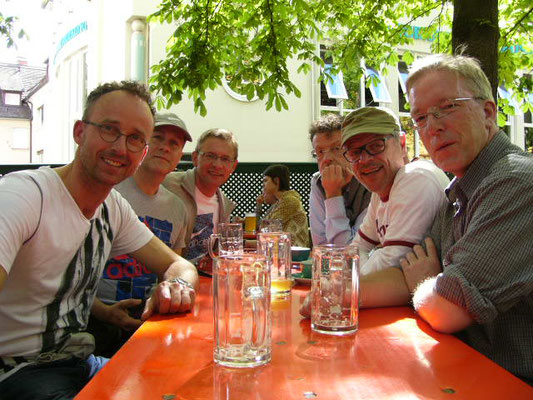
[208,223,244,258]
[213,254,271,368]
[257,232,292,295]
[244,212,257,233]
[311,244,359,335]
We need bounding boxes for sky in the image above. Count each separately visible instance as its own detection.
[0,0,54,65]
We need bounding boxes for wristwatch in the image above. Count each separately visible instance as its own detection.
[168,277,194,290]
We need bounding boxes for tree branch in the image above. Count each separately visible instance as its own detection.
[265,0,281,74]
[502,5,533,42]
[203,0,211,45]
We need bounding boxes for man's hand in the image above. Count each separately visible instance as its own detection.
[141,279,196,320]
[97,299,144,331]
[322,165,353,198]
[400,237,442,293]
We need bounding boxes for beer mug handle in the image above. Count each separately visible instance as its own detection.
[250,289,266,347]
[208,234,220,258]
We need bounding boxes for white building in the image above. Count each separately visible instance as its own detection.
[26,0,532,164]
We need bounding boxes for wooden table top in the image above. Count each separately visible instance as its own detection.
[76,277,533,399]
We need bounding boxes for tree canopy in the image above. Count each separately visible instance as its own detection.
[0,12,26,49]
[149,0,532,117]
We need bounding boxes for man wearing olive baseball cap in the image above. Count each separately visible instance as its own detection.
[300,106,449,317]
[89,111,193,356]
[344,106,450,304]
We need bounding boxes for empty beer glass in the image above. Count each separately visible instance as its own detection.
[258,218,283,233]
[208,223,244,258]
[257,232,292,295]
[311,244,359,335]
[213,254,271,368]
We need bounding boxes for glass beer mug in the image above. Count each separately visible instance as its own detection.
[208,223,244,258]
[213,254,272,367]
[311,244,359,335]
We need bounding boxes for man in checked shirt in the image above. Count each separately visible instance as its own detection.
[401,54,533,385]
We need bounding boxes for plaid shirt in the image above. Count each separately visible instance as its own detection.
[430,131,533,384]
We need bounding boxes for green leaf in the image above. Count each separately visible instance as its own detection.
[497,112,508,127]
[402,50,414,64]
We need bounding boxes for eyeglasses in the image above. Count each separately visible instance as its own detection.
[410,97,484,130]
[311,146,343,159]
[82,120,147,152]
[198,151,235,165]
[343,136,393,163]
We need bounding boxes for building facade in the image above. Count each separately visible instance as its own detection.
[26,0,532,164]
[0,62,47,163]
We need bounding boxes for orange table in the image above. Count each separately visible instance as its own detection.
[76,277,533,399]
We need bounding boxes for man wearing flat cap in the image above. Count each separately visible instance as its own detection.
[343,106,450,306]
[89,111,193,356]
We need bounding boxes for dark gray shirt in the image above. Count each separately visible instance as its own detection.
[430,131,533,384]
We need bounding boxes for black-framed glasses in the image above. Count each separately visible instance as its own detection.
[410,97,484,130]
[82,120,148,152]
[343,136,393,163]
[311,146,343,159]
[198,151,235,165]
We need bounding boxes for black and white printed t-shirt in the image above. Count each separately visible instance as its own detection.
[0,167,153,369]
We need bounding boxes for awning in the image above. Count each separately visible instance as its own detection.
[366,67,391,103]
[323,64,348,100]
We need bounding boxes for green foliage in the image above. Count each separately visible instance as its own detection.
[428,1,533,125]
[150,0,533,116]
[0,12,26,48]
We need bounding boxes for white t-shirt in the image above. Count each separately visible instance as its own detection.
[0,167,153,360]
[352,160,450,275]
[185,186,219,262]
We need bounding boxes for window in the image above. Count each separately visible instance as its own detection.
[365,67,391,104]
[498,86,520,114]
[4,92,21,106]
[38,105,45,125]
[524,92,533,152]
[317,46,393,112]
[523,92,533,124]
[323,64,348,100]
[221,75,259,102]
[398,61,409,113]
[319,46,337,108]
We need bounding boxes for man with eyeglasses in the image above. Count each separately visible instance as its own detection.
[163,128,238,272]
[400,54,533,385]
[308,114,371,246]
[343,107,449,281]
[301,107,449,317]
[0,81,198,400]
[88,112,193,357]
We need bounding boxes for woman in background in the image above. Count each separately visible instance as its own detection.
[256,164,310,247]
